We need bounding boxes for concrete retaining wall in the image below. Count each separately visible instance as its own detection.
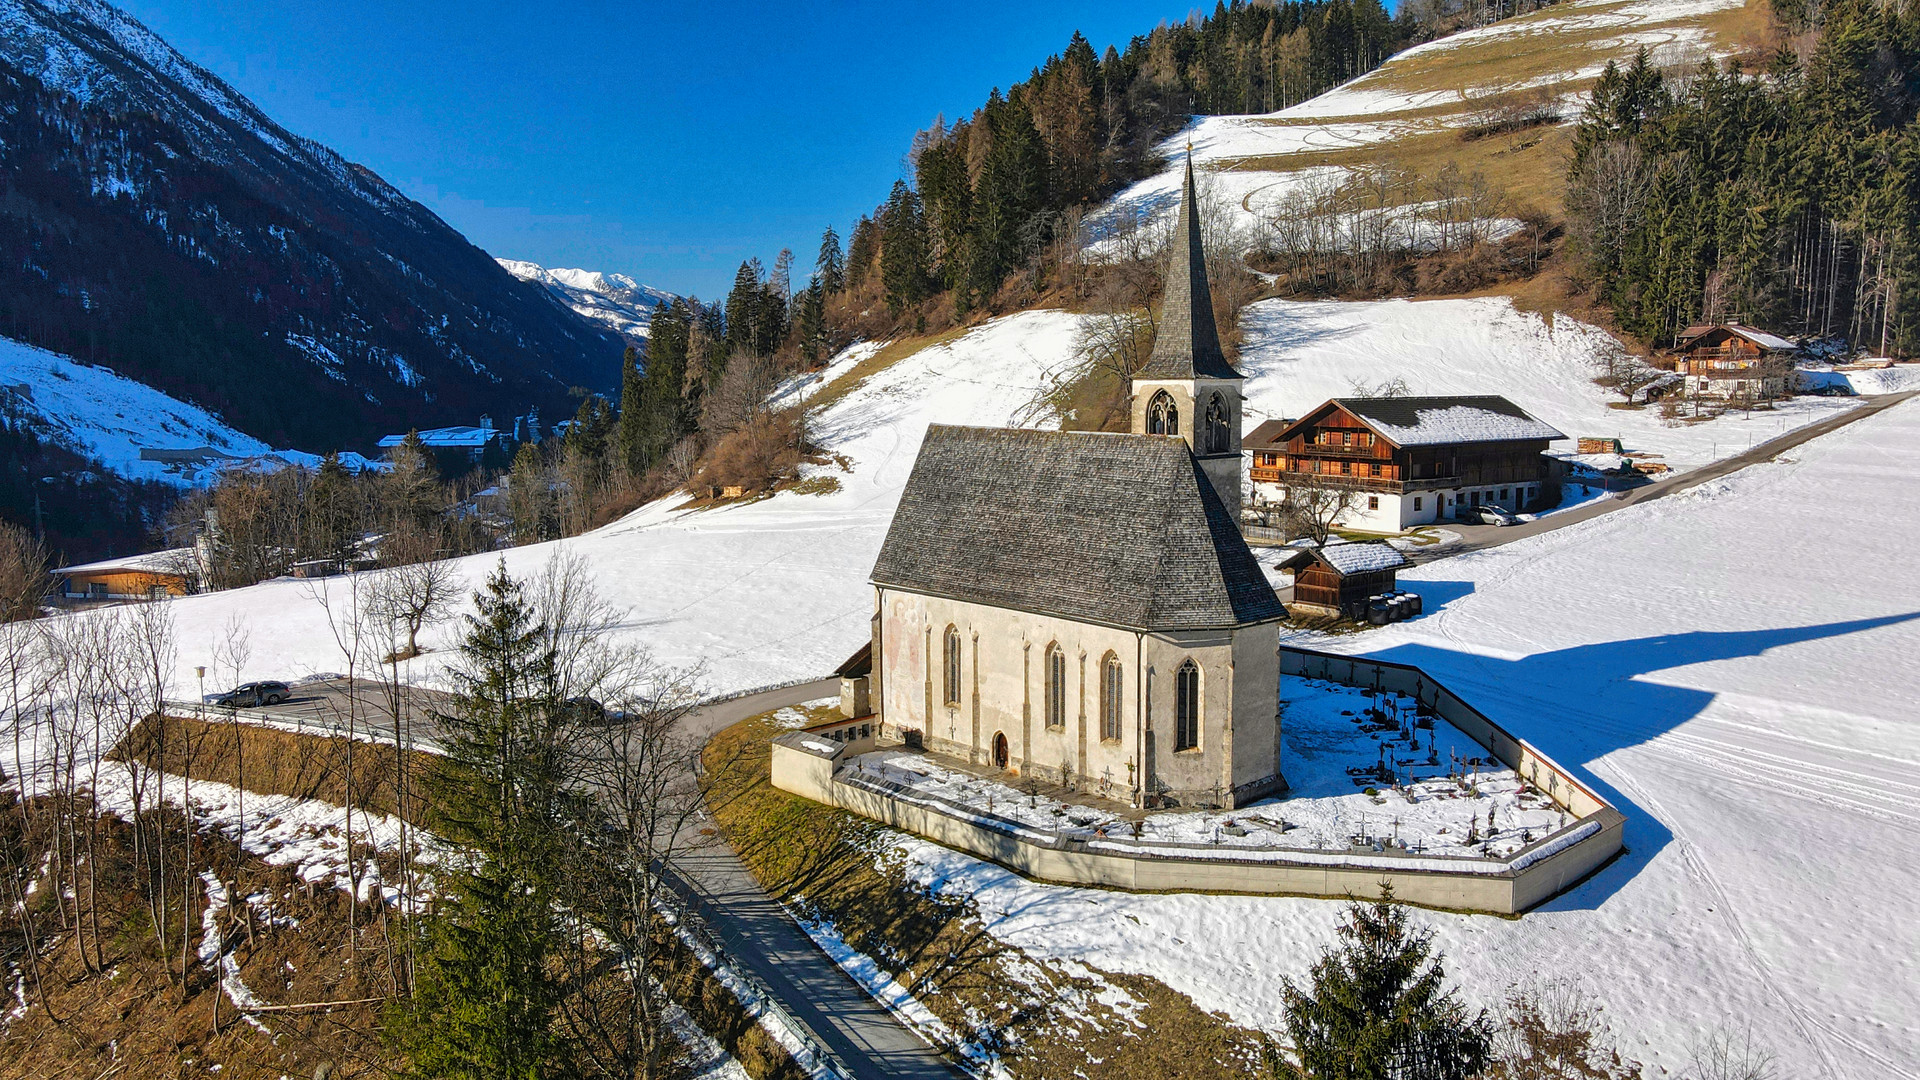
[767,648,1626,914]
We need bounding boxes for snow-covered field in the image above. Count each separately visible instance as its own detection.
[1238,296,1861,472]
[883,397,1920,1079]
[124,311,1084,699]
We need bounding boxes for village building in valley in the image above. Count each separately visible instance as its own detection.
[1249,395,1564,533]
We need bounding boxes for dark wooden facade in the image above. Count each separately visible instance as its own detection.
[1292,551,1397,615]
[1253,403,1555,501]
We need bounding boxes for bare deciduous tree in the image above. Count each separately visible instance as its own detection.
[1281,474,1365,544]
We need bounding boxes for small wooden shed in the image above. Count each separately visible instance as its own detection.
[1273,541,1409,618]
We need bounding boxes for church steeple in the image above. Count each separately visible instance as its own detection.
[1138,151,1243,382]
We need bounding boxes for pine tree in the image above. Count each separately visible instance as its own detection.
[1274,888,1492,1080]
[305,452,359,563]
[725,259,766,357]
[394,564,573,1077]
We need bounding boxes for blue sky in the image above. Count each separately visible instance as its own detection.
[115,0,1201,299]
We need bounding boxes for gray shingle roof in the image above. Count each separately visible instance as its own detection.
[871,426,1286,631]
[1138,156,1244,382]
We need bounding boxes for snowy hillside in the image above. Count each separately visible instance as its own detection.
[498,259,675,343]
[1237,297,1859,473]
[0,336,393,486]
[887,397,1920,1079]
[0,336,269,483]
[125,311,1084,693]
[1092,0,1756,244]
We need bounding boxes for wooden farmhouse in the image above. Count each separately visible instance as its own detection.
[1272,541,1409,619]
[1248,395,1565,533]
[1674,324,1797,400]
[51,548,195,601]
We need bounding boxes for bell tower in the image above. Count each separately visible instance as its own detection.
[1131,151,1245,519]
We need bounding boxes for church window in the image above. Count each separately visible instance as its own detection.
[1148,391,1179,436]
[1100,653,1123,741]
[1204,393,1231,454]
[1044,643,1066,730]
[942,625,961,705]
[1174,659,1200,752]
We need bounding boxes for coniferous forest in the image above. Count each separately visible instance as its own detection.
[1567,0,1920,353]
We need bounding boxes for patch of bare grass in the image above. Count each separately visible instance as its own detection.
[700,711,1264,1080]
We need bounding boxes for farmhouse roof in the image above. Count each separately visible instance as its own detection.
[376,425,502,450]
[1137,155,1243,382]
[871,426,1285,631]
[1678,323,1798,352]
[1285,396,1564,448]
[1245,418,1290,448]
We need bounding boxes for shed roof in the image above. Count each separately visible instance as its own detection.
[870,426,1285,631]
[1265,541,1408,577]
[1286,396,1563,448]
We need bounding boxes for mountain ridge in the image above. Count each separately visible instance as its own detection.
[0,0,628,451]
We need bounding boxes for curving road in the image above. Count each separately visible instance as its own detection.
[675,679,967,1080]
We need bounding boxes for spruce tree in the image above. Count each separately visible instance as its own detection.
[394,564,574,1077]
[879,180,932,318]
[1275,888,1492,1080]
[615,342,647,477]
[816,225,845,294]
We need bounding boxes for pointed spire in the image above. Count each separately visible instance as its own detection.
[1138,151,1242,382]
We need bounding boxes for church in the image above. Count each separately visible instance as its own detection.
[862,158,1288,810]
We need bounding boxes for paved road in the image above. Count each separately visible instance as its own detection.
[672,679,967,1080]
[1409,391,1917,563]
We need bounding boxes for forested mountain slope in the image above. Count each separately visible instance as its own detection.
[0,0,628,451]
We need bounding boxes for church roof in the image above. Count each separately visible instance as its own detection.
[1137,156,1244,382]
[870,426,1286,631]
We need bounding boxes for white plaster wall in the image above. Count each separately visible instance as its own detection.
[875,588,1283,807]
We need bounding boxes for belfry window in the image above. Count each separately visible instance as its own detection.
[1148,391,1179,436]
[1174,659,1200,752]
[1045,643,1066,730]
[942,625,962,705]
[1204,392,1231,454]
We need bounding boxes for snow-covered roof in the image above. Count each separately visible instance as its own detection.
[377,425,499,449]
[1316,541,1408,576]
[1304,396,1564,447]
[52,547,193,577]
[1681,324,1798,352]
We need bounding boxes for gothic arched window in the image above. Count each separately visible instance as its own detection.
[1044,643,1067,730]
[1147,390,1179,436]
[1204,392,1231,454]
[1174,659,1201,752]
[1100,652,1123,742]
[942,625,962,705]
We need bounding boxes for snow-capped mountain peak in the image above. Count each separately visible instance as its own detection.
[498,259,675,343]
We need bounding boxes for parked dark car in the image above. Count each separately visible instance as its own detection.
[209,681,291,707]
